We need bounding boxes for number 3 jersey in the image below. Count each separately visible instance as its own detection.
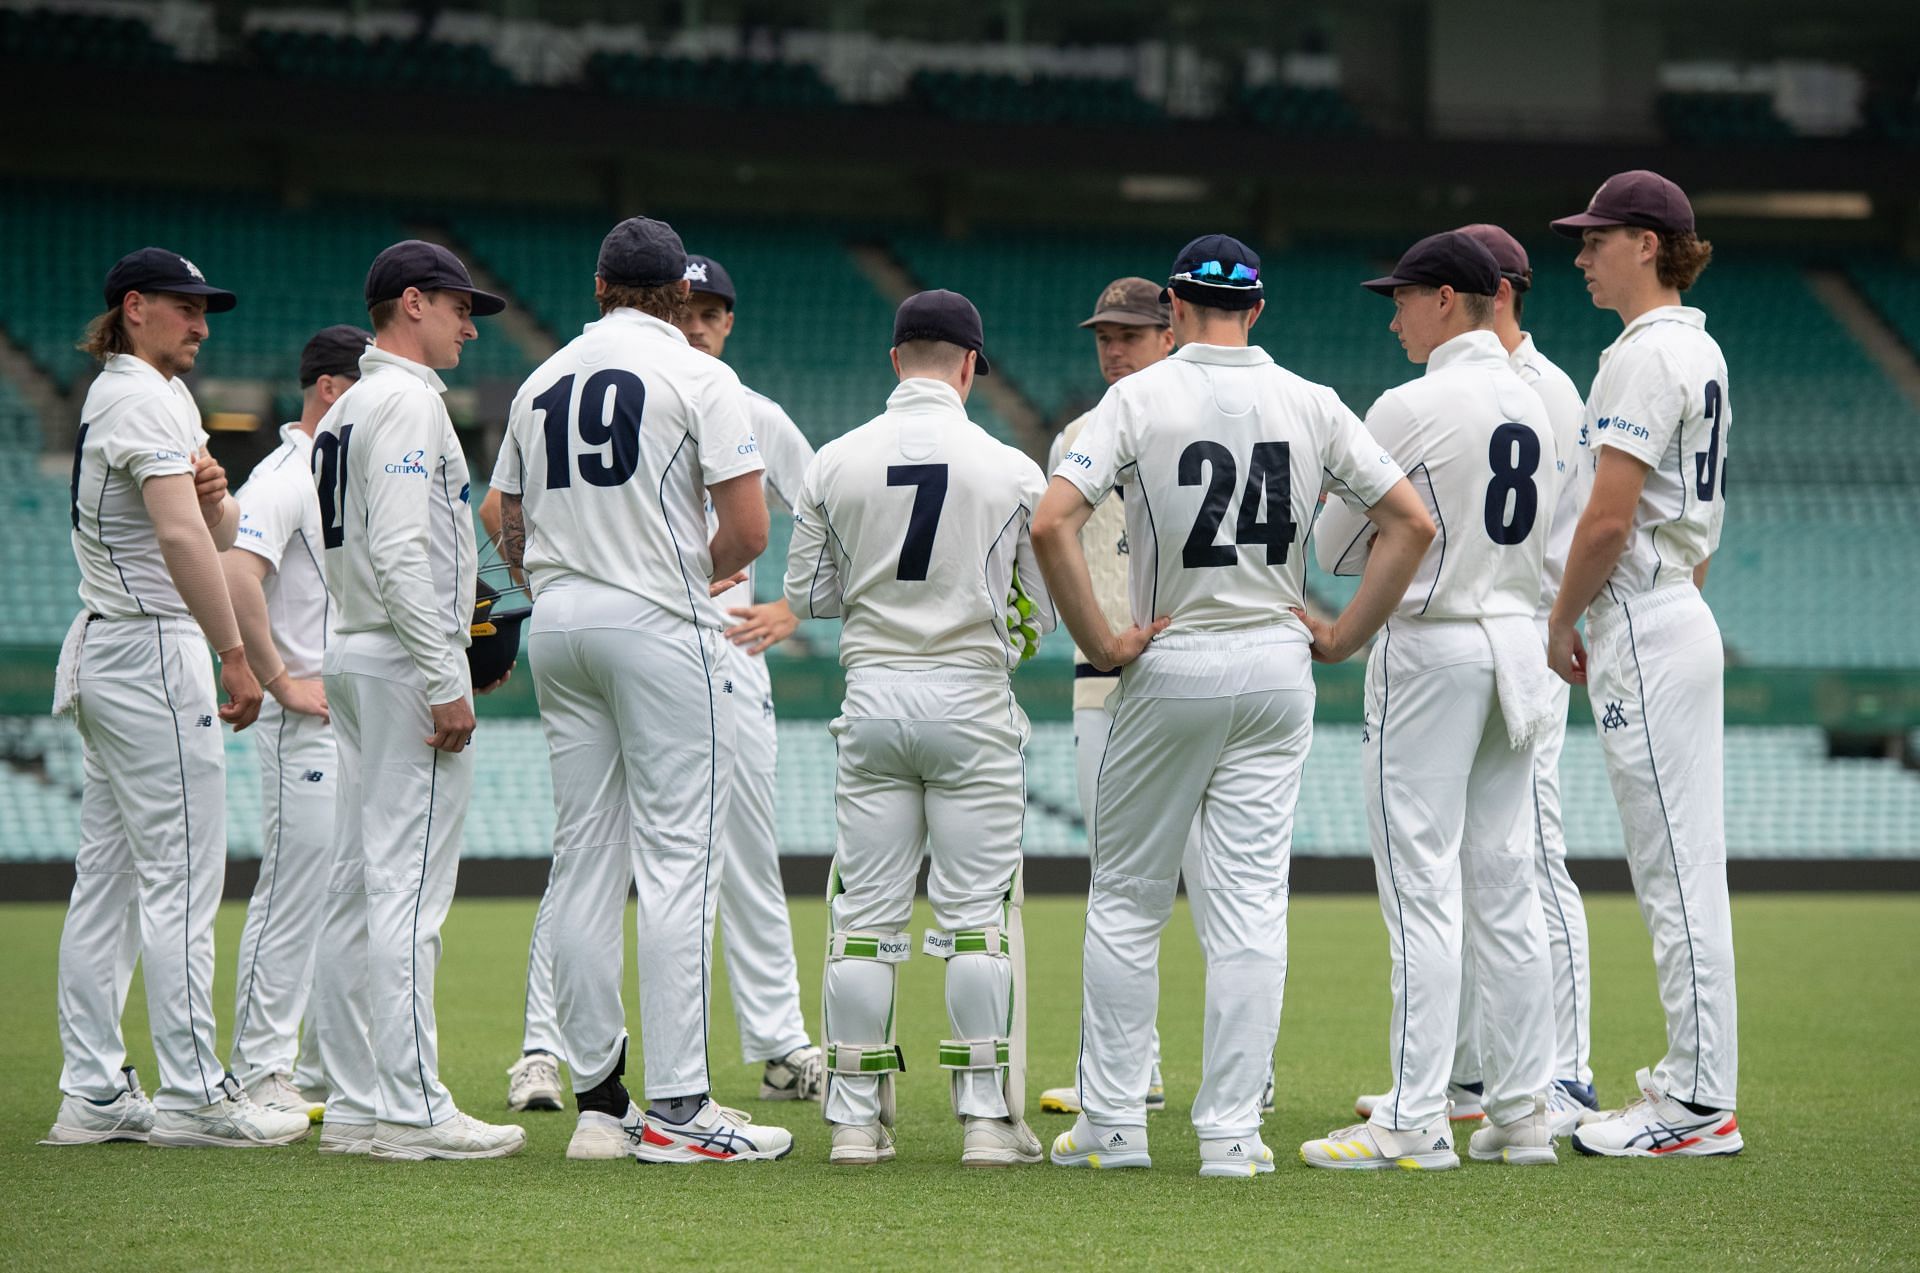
[783,376,1055,672]
[1583,305,1730,615]
[313,345,476,704]
[491,307,765,627]
[1056,342,1404,633]
[1315,330,1555,622]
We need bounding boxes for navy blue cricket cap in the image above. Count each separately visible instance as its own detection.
[1161,234,1263,311]
[683,254,736,308]
[1551,169,1695,239]
[1362,231,1501,297]
[892,289,991,375]
[364,240,505,316]
[598,216,687,288]
[299,324,373,388]
[103,247,236,313]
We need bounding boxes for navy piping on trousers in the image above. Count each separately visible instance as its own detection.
[411,750,441,1124]
[1531,763,1583,1075]
[1374,621,1412,1130]
[232,707,292,1066]
[154,618,214,1102]
[1073,697,1121,1111]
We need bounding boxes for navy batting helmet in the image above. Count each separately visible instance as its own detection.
[468,577,528,690]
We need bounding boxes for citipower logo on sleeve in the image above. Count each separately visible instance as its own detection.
[385,448,428,476]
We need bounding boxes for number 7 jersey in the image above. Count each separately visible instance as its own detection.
[1055,343,1404,632]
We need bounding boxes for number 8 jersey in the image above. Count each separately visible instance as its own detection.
[1314,330,1555,622]
[491,307,764,626]
[1057,343,1404,632]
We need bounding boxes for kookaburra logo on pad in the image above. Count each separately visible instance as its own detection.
[685,262,709,283]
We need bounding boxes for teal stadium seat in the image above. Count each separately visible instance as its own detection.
[246,29,515,92]
[1657,92,1794,146]
[587,51,838,110]
[908,70,1163,127]
[0,7,174,69]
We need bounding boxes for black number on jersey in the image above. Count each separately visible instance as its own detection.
[1482,423,1539,545]
[68,423,91,530]
[1694,379,1725,502]
[535,371,646,490]
[1177,440,1295,569]
[312,424,355,550]
[887,463,948,581]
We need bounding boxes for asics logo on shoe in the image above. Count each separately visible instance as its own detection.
[1627,1117,1722,1153]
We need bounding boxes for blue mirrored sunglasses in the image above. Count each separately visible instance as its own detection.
[1173,260,1260,286]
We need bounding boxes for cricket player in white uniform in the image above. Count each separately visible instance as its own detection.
[1353,224,1599,1128]
[1303,231,1560,1171]
[220,326,368,1122]
[494,217,791,1164]
[1547,171,1743,1158]
[784,290,1056,1169]
[45,248,308,1149]
[1037,235,1434,1178]
[307,241,525,1161]
[500,254,824,1115]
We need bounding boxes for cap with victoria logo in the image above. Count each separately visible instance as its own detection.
[299,324,373,387]
[364,240,505,316]
[103,247,237,313]
[1080,277,1169,328]
[683,254,737,308]
[598,216,688,288]
[1162,234,1263,311]
[1551,169,1695,238]
[892,289,991,375]
[1362,230,1501,297]
[1453,224,1531,291]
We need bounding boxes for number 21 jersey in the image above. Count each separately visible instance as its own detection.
[1056,343,1403,633]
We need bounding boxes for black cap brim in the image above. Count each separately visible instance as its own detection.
[1079,309,1165,328]
[1360,274,1416,295]
[975,350,992,376]
[146,282,238,313]
[1549,212,1623,239]
[459,287,507,317]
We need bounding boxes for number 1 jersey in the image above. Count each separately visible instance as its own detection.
[1055,343,1403,633]
[491,307,765,627]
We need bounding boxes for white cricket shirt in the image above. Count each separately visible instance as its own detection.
[1583,305,1730,615]
[713,387,815,615]
[315,345,476,704]
[1510,333,1590,622]
[784,377,1056,672]
[1048,411,1133,709]
[70,354,206,620]
[491,307,764,629]
[1316,330,1555,622]
[231,424,330,679]
[1058,343,1403,634]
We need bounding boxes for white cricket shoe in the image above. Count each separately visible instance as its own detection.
[1468,1094,1558,1166]
[317,1119,375,1155]
[1301,1119,1458,1171]
[1037,1083,1166,1115]
[150,1077,311,1148]
[634,1100,792,1163]
[829,1122,895,1165]
[505,1052,564,1112]
[1354,1081,1485,1123]
[1571,1068,1742,1159]
[961,1116,1042,1167]
[1545,1082,1591,1138]
[41,1067,154,1145]
[759,1045,824,1102]
[372,1111,526,1160]
[247,1072,324,1124]
[1199,1135,1275,1178]
[567,1105,645,1160]
[1050,1117,1151,1170]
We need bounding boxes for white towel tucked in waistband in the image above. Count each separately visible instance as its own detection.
[1479,613,1556,751]
[50,611,89,718]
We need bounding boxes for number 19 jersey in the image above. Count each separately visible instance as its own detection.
[1054,343,1404,633]
[491,307,764,628]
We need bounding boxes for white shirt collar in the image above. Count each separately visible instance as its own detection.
[280,422,316,449]
[358,344,447,394]
[587,306,691,345]
[1171,343,1274,367]
[1614,304,1706,345]
[1425,328,1509,375]
[104,353,175,385]
[886,377,968,414]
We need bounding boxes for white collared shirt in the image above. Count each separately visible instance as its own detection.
[784,377,1055,672]
[315,344,476,703]
[492,306,764,629]
[1060,342,1403,633]
[70,353,207,620]
[1510,333,1590,621]
[712,386,815,617]
[1582,305,1730,612]
[1316,329,1555,622]
[231,423,330,679]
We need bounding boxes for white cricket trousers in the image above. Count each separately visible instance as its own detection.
[529,587,734,1100]
[57,616,229,1110]
[1364,617,1555,1132]
[823,668,1027,1127]
[518,645,810,1067]
[1454,678,1595,1088]
[228,701,334,1088]
[309,630,473,1127]
[1079,627,1311,1141]
[1587,585,1737,1109]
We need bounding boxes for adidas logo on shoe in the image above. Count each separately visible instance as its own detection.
[1230,1142,1243,1154]
[1432,1138,1449,1151]
[1107,1132,1128,1148]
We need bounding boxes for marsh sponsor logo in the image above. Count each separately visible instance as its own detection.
[1063,450,1094,469]
[385,448,427,476]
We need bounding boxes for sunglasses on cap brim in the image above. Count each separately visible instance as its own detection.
[1170,260,1260,286]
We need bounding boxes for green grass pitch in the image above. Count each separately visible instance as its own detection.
[1,893,1914,1270]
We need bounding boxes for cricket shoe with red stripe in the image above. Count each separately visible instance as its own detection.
[1571,1068,1742,1159]
[634,1100,793,1164]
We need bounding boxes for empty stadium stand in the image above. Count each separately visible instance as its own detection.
[907,69,1163,126]
[246,27,514,91]
[587,50,838,109]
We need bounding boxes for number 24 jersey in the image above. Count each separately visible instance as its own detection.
[1054,342,1404,633]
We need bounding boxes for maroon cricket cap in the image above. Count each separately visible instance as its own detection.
[1454,224,1531,291]
[1551,170,1695,239]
